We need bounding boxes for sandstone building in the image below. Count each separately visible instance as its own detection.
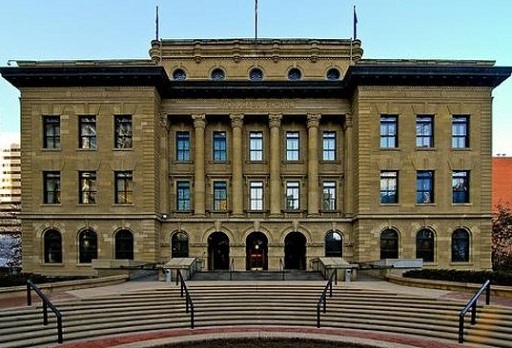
[1,38,511,276]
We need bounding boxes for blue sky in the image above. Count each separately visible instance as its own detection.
[0,0,511,154]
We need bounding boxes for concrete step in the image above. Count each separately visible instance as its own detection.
[191,270,324,281]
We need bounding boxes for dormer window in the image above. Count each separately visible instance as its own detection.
[326,68,341,80]
[211,68,226,81]
[249,68,263,81]
[172,68,187,81]
[287,68,302,81]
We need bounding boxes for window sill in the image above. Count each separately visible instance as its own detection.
[41,263,64,266]
[379,147,400,151]
[416,147,435,151]
[452,203,472,206]
[113,147,133,151]
[172,160,193,164]
[451,148,472,151]
[415,203,436,206]
[42,148,62,152]
[77,148,97,151]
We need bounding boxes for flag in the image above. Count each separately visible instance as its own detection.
[155,6,159,41]
[353,5,358,40]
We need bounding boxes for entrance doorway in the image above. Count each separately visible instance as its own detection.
[284,232,306,270]
[246,232,268,270]
[207,232,230,270]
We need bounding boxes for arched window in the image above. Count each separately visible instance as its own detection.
[115,230,134,260]
[172,68,187,81]
[44,230,62,263]
[380,229,399,259]
[79,229,98,263]
[452,229,470,262]
[171,232,189,258]
[211,68,225,81]
[325,230,342,257]
[249,68,263,81]
[326,68,341,80]
[416,229,435,262]
[287,68,302,81]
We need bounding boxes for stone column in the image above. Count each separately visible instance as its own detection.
[268,114,282,217]
[230,114,244,216]
[307,114,321,216]
[192,114,206,216]
[343,113,353,215]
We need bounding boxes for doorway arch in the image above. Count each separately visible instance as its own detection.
[207,231,230,270]
[246,232,268,270]
[284,231,307,270]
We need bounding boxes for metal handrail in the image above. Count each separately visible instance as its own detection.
[316,270,337,328]
[279,258,285,280]
[229,257,235,280]
[176,269,195,328]
[458,279,491,343]
[27,279,63,344]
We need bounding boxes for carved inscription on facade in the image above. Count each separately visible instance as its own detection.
[220,99,296,111]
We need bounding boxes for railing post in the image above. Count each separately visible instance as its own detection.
[57,316,63,343]
[190,303,195,329]
[316,304,321,328]
[458,314,464,343]
[43,301,48,325]
[27,281,32,306]
[471,303,477,325]
[486,282,491,305]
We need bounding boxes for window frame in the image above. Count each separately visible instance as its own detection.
[416,229,435,262]
[43,171,61,204]
[213,181,228,211]
[176,181,191,211]
[213,131,227,161]
[176,131,191,161]
[380,229,399,259]
[44,229,62,263]
[325,230,343,257]
[114,115,133,149]
[115,229,134,260]
[79,171,97,204]
[380,171,398,204]
[322,181,336,211]
[249,131,263,161]
[452,115,470,149]
[452,170,470,204]
[416,170,434,204]
[286,131,300,161]
[79,115,97,149]
[451,229,470,262]
[249,181,264,211]
[78,229,98,264]
[416,115,434,148]
[43,115,61,149]
[380,115,398,148]
[285,181,300,211]
[115,171,133,204]
[322,131,336,161]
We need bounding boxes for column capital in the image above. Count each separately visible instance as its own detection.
[192,114,206,129]
[307,114,321,129]
[269,114,282,128]
[343,113,353,130]
[230,114,244,128]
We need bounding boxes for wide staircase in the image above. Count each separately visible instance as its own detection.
[1,282,512,347]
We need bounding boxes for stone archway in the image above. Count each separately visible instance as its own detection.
[246,232,268,270]
[284,231,306,270]
[207,231,230,270]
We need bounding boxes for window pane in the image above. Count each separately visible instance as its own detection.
[79,171,97,204]
[380,115,397,148]
[44,171,61,204]
[249,132,263,161]
[452,229,469,262]
[323,132,336,161]
[79,230,98,263]
[452,171,470,203]
[43,116,61,149]
[381,229,399,259]
[416,116,433,148]
[250,181,264,210]
[286,132,299,161]
[213,181,228,210]
[213,132,227,161]
[176,132,190,161]
[115,171,133,204]
[115,115,133,149]
[452,116,469,148]
[177,181,191,211]
[322,181,336,211]
[416,171,434,204]
[286,181,300,210]
[416,229,434,262]
[79,116,97,149]
[325,231,342,257]
[380,171,398,204]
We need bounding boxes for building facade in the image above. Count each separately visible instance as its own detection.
[0,139,21,234]
[492,156,512,209]
[1,38,511,276]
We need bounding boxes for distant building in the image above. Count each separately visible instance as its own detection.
[492,156,512,209]
[1,38,511,277]
[0,138,21,234]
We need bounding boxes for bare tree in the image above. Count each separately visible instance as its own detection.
[0,203,22,271]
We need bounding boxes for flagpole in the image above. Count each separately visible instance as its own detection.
[155,6,162,64]
[255,0,258,43]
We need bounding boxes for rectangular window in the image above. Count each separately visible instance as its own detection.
[176,181,191,211]
[213,131,227,161]
[250,181,264,210]
[322,181,336,211]
[286,132,300,161]
[176,131,191,161]
[79,116,97,149]
[323,132,336,161]
[416,115,434,148]
[115,171,133,204]
[452,115,469,149]
[114,115,133,149]
[43,171,61,204]
[453,171,470,203]
[213,181,228,210]
[249,132,263,161]
[416,171,434,204]
[43,116,61,149]
[285,181,300,210]
[79,171,97,204]
[380,115,398,148]
[380,171,398,204]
